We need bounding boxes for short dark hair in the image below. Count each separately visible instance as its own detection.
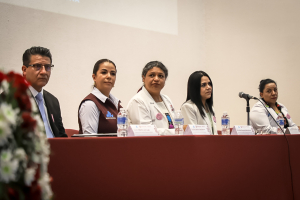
[22,46,52,66]
[93,59,116,75]
[142,61,168,79]
[259,79,277,93]
[185,71,214,118]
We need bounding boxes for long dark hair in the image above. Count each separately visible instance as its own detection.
[186,71,214,118]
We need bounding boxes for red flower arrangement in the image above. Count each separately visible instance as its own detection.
[0,71,53,200]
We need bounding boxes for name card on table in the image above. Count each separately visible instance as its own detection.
[127,125,159,136]
[285,127,300,135]
[183,125,211,135]
[231,125,255,135]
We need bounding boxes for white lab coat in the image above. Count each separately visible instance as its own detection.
[250,99,297,134]
[126,87,176,135]
[180,100,218,135]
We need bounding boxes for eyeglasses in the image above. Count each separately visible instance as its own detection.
[27,64,54,72]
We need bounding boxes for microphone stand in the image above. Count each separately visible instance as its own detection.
[246,97,250,125]
[239,92,254,126]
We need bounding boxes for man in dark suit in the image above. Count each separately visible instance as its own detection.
[22,46,67,137]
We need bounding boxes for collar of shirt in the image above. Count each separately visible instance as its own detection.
[92,87,119,109]
[261,98,282,109]
[29,86,44,98]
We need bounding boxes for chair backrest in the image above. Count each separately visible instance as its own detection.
[65,129,79,137]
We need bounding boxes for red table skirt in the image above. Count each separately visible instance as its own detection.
[48,135,300,200]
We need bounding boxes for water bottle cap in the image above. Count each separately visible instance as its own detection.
[223,111,228,115]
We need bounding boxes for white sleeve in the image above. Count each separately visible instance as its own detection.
[289,119,297,127]
[283,107,297,128]
[79,101,100,134]
[181,103,198,125]
[127,99,152,125]
[250,105,277,134]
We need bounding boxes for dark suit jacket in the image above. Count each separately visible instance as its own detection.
[42,90,67,137]
[1,89,67,137]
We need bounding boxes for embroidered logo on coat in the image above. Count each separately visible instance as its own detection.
[106,111,116,119]
[106,111,113,118]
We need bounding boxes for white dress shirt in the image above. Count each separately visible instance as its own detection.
[79,87,119,134]
[28,86,54,137]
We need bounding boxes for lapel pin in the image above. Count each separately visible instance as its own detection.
[213,116,216,123]
[156,113,163,120]
[170,105,174,111]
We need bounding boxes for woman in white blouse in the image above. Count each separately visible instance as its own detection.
[250,79,297,134]
[180,71,217,135]
[127,61,176,135]
[78,59,121,134]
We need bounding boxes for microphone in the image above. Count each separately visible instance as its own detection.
[238,92,258,100]
[239,92,257,125]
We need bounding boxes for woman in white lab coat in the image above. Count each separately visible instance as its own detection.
[180,71,218,135]
[126,61,176,135]
[250,79,297,134]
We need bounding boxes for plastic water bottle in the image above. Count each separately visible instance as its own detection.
[276,113,284,134]
[221,112,230,135]
[117,108,128,137]
[174,110,184,135]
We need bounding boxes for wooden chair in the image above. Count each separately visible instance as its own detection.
[65,129,79,137]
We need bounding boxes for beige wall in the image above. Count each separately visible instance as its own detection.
[1,0,299,130]
[205,0,300,128]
